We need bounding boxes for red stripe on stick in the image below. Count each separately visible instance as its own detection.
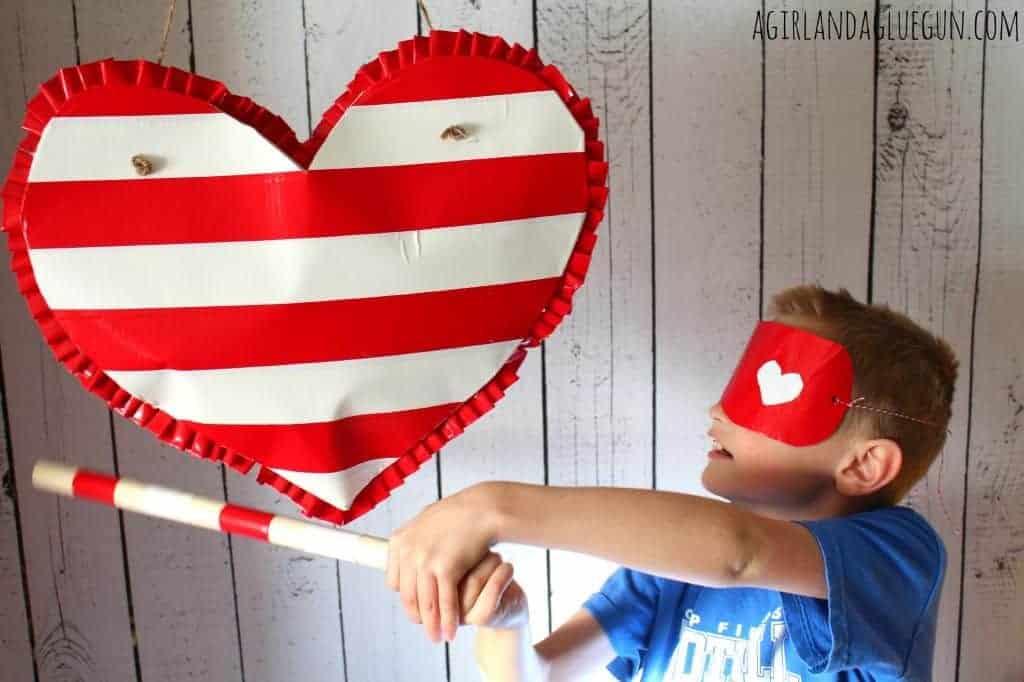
[71,470,118,504]
[219,504,274,541]
[23,154,588,248]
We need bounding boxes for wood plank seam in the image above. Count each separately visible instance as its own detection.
[0,345,40,681]
[107,411,144,682]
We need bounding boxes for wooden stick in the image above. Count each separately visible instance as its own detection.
[31,460,389,570]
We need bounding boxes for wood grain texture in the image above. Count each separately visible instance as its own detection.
[0,0,25,168]
[652,0,762,500]
[424,0,534,44]
[762,0,874,300]
[0,356,35,682]
[872,4,984,679]
[961,3,1024,677]
[191,0,309,135]
[0,4,37,680]
[1,254,138,682]
[73,0,191,68]
[0,3,139,681]
[537,0,655,636]
[421,3,545,681]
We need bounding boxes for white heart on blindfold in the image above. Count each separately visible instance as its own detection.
[757,360,804,405]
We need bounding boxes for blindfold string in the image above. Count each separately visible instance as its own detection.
[832,396,952,435]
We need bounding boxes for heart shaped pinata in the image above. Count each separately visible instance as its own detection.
[1,30,607,524]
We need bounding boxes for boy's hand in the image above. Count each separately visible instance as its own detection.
[385,483,504,642]
[459,551,529,631]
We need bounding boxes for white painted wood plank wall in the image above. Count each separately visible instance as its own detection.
[1,2,1021,681]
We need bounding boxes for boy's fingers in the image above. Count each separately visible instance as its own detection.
[458,552,503,619]
[417,570,440,642]
[400,554,421,624]
[437,576,458,642]
[464,562,514,626]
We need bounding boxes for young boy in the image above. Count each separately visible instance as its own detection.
[386,284,957,681]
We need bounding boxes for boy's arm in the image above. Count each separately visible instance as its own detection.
[489,481,826,597]
[388,480,826,641]
[476,608,615,682]
[488,482,746,586]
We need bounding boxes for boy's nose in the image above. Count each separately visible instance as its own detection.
[708,401,725,421]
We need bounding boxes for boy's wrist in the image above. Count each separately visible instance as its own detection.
[470,480,526,545]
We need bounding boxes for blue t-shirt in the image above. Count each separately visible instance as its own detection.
[582,505,946,681]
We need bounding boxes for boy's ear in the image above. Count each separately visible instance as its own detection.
[834,438,903,497]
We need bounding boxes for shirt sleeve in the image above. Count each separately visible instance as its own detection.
[582,567,661,681]
[778,506,947,676]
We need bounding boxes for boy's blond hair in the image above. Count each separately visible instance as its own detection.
[767,284,959,507]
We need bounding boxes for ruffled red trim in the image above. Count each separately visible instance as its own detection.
[1,29,608,525]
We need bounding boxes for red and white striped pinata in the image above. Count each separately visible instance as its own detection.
[1,29,608,524]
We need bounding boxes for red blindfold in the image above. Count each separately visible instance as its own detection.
[720,320,854,446]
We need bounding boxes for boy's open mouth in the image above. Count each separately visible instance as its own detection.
[709,439,734,458]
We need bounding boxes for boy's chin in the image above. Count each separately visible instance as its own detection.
[700,468,733,500]
[700,465,760,504]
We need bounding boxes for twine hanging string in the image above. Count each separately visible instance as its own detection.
[417,0,435,32]
[157,0,177,65]
[137,0,458,174]
[413,1,471,143]
[129,0,178,174]
[131,0,178,175]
